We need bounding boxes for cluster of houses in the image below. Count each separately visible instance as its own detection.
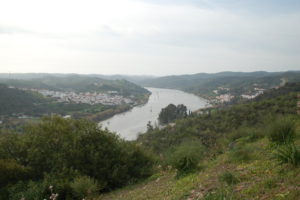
[212,87,265,103]
[240,88,265,100]
[216,94,235,103]
[17,87,133,105]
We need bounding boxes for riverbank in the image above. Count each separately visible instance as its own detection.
[99,88,208,140]
[91,93,151,122]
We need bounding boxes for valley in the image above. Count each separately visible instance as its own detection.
[0,72,300,200]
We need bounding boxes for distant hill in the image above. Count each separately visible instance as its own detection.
[0,76,150,125]
[0,75,150,97]
[0,73,155,84]
[138,71,300,98]
[0,84,48,115]
[98,81,300,200]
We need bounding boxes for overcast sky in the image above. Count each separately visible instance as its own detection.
[0,0,299,75]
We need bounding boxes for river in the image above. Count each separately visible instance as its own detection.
[100,88,209,140]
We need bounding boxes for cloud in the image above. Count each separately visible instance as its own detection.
[140,0,300,14]
[0,0,299,75]
[0,25,32,35]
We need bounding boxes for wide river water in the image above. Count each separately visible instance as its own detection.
[100,88,209,140]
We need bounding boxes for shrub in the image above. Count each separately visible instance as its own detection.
[267,117,296,145]
[168,141,204,176]
[228,127,264,144]
[70,176,100,199]
[218,171,239,185]
[0,159,32,199]
[228,146,253,163]
[0,116,154,191]
[203,188,235,200]
[8,174,75,200]
[273,143,300,167]
[8,180,50,200]
[0,159,31,188]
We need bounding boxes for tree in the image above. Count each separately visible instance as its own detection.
[158,104,187,124]
[0,116,154,192]
[146,121,154,132]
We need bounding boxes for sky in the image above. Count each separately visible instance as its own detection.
[0,0,299,76]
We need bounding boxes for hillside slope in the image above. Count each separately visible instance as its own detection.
[0,84,49,115]
[0,75,149,97]
[98,82,300,200]
[139,71,300,99]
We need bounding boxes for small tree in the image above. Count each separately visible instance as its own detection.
[268,116,296,145]
[146,121,154,132]
[158,104,187,124]
[168,140,204,177]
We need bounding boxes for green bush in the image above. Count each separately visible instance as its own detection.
[168,141,204,176]
[273,143,300,167]
[0,159,31,188]
[0,159,32,199]
[227,127,264,145]
[228,146,253,163]
[8,180,49,200]
[0,116,154,191]
[7,174,74,200]
[70,176,100,199]
[218,171,239,185]
[267,117,296,145]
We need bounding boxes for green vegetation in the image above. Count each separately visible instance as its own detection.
[218,171,239,185]
[0,116,153,199]
[1,75,300,199]
[97,82,300,200]
[273,143,300,166]
[138,83,299,155]
[0,74,151,129]
[139,71,300,100]
[167,141,204,177]
[70,176,100,199]
[0,83,112,116]
[0,75,150,96]
[0,83,128,129]
[158,104,187,124]
[267,116,296,145]
[0,83,48,115]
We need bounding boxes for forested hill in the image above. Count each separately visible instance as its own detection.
[0,84,48,115]
[138,71,300,98]
[0,76,150,126]
[99,82,300,200]
[0,75,149,97]
[137,82,300,154]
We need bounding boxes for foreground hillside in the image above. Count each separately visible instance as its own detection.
[98,137,300,200]
[98,82,300,200]
[0,81,299,200]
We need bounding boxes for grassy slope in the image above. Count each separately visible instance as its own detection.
[97,130,300,200]
[97,83,300,200]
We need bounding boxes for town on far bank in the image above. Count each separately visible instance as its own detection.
[0,83,150,130]
[13,87,134,106]
[212,86,266,104]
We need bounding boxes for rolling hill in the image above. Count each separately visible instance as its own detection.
[138,71,300,99]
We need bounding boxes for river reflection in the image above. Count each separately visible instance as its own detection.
[100,88,209,140]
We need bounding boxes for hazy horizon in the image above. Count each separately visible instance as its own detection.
[1,0,299,75]
[1,69,300,78]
